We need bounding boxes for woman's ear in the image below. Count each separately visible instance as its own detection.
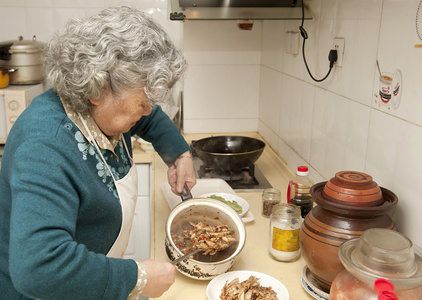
[89,98,101,106]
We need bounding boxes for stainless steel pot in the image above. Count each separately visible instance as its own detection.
[165,198,246,280]
[0,36,46,85]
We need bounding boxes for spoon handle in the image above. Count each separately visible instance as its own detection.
[171,248,203,265]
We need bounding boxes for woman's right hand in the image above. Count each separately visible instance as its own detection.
[141,259,177,298]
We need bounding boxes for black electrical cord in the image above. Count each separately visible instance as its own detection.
[299,1,337,82]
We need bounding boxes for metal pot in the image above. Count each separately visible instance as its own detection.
[0,36,46,85]
[165,198,246,280]
[191,136,266,173]
[0,67,16,88]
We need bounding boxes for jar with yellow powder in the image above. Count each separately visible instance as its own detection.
[269,203,301,262]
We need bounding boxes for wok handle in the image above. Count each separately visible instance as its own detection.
[181,183,193,201]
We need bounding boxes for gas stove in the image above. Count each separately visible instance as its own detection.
[191,155,272,192]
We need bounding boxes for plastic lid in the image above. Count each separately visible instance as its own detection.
[378,290,398,300]
[297,166,309,176]
[374,278,394,293]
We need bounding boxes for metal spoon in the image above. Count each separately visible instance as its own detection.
[376,60,382,76]
[171,248,204,265]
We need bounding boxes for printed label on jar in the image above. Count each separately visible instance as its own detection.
[271,227,300,252]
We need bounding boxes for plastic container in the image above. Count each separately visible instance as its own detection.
[330,228,422,299]
[261,188,281,218]
[287,166,314,219]
[268,203,301,262]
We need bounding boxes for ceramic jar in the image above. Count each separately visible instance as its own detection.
[299,171,398,292]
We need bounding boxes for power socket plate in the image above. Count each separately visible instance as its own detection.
[333,38,345,67]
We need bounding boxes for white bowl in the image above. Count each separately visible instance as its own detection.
[199,192,249,218]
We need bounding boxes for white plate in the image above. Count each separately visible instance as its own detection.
[207,270,289,300]
[301,266,329,300]
[161,179,235,210]
[199,192,249,218]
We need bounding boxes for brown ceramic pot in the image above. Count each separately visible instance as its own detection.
[299,171,398,292]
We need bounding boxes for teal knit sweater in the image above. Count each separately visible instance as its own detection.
[0,89,190,299]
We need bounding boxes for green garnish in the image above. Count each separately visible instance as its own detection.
[207,194,243,214]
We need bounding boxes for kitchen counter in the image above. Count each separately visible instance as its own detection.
[133,132,315,300]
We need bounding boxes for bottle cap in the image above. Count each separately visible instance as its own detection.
[378,290,398,300]
[374,278,395,293]
[374,278,397,300]
[297,166,309,176]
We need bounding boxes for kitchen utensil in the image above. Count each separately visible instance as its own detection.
[376,60,382,76]
[170,248,203,265]
[0,36,46,85]
[165,197,246,280]
[181,182,193,201]
[191,136,265,173]
[0,68,16,88]
[300,171,398,292]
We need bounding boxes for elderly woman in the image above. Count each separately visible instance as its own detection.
[0,6,196,300]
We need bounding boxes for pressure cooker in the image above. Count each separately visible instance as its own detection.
[0,35,46,85]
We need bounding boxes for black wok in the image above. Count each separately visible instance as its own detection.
[191,136,265,173]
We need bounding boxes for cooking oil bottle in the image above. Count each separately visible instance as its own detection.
[287,166,314,219]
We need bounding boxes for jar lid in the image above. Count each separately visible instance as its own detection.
[8,36,46,54]
[321,171,383,207]
[339,228,422,289]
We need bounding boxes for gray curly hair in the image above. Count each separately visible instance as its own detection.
[42,6,187,114]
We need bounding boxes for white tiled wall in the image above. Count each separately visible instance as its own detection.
[182,20,262,133]
[0,0,181,48]
[257,0,422,247]
[182,0,422,246]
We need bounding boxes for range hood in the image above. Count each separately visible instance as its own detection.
[169,0,312,21]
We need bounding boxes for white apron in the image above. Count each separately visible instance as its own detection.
[78,114,138,258]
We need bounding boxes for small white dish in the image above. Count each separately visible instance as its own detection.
[199,192,249,218]
[301,266,329,300]
[241,209,254,224]
[137,138,154,152]
[207,270,289,300]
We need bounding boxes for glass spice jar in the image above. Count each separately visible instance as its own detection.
[261,188,281,218]
[269,203,301,262]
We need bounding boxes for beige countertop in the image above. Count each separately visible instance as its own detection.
[133,132,315,300]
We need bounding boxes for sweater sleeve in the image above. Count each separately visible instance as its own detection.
[130,105,190,164]
[7,138,137,300]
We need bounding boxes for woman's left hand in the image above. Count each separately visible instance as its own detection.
[167,150,196,195]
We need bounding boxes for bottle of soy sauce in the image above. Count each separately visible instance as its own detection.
[287,166,314,219]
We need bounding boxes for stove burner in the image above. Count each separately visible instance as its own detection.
[199,165,245,181]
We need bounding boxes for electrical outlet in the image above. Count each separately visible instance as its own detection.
[333,38,345,67]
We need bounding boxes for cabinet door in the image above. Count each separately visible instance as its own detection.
[124,164,151,299]
[124,164,151,261]
[124,196,151,261]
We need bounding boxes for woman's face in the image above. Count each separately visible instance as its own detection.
[90,88,152,137]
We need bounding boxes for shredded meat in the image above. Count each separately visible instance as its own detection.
[220,276,278,300]
[172,221,237,255]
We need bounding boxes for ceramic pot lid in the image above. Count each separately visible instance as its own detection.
[322,171,383,207]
